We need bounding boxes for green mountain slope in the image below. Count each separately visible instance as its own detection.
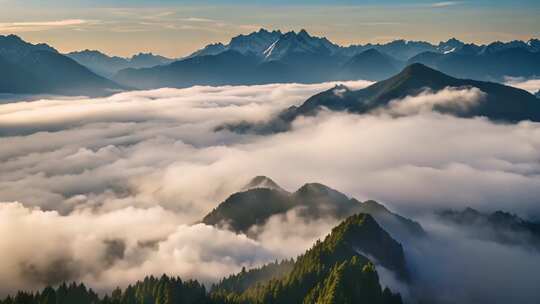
[0,215,405,304]
[202,177,425,240]
[212,214,405,304]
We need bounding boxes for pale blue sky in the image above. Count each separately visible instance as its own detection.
[0,0,538,57]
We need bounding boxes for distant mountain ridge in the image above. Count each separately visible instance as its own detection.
[438,207,540,251]
[0,35,123,96]
[408,45,540,80]
[113,29,540,89]
[189,29,539,62]
[66,50,175,77]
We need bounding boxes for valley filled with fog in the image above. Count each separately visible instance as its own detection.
[2,78,540,303]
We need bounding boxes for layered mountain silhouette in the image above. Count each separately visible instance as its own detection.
[0,35,123,96]
[338,48,402,80]
[113,29,539,89]
[66,50,175,77]
[211,213,405,303]
[222,63,540,134]
[3,31,539,95]
[202,176,425,241]
[409,45,540,80]
[438,208,540,251]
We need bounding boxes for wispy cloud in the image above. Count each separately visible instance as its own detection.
[180,17,217,23]
[429,1,462,8]
[0,19,92,32]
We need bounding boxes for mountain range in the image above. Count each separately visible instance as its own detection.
[112,29,540,88]
[0,35,123,96]
[202,176,425,242]
[2,31,539,95]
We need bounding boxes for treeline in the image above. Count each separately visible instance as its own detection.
[0,276,212,304]
[211,259,295,295]
[211,214,403,304]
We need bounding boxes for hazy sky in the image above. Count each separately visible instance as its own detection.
[0,0,538,57]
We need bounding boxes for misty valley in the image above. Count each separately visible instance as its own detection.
[1,4,540,304]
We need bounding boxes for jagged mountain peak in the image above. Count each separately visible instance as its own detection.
[0,34,58,57]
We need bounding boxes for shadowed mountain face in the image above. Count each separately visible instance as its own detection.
[408,46,540,81]
[202,176,425,240]
[0,35,123,96]
[224,63,540,133]
[294,63,540,121]
[338,49,403,81]
[212,213,405,304]
[438,208,540,251]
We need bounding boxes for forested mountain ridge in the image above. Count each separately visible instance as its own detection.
[202,176,425,240]
[211,213,405,304]
[0,214,405,304]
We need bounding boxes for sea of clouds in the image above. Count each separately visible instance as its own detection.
[1,79,540,303]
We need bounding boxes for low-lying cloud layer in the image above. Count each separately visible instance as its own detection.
[1,80,540,302]
[0,202,278,295]
[505,77,540,94]
[382,87,486,115]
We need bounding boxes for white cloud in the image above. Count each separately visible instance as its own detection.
[505,77,540,94]
[407,217,540,304]
[0,202,276,294]
[429,1,462,8]
[0,19,91,32]
[381,86,486,116]
[180,17,217,23]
